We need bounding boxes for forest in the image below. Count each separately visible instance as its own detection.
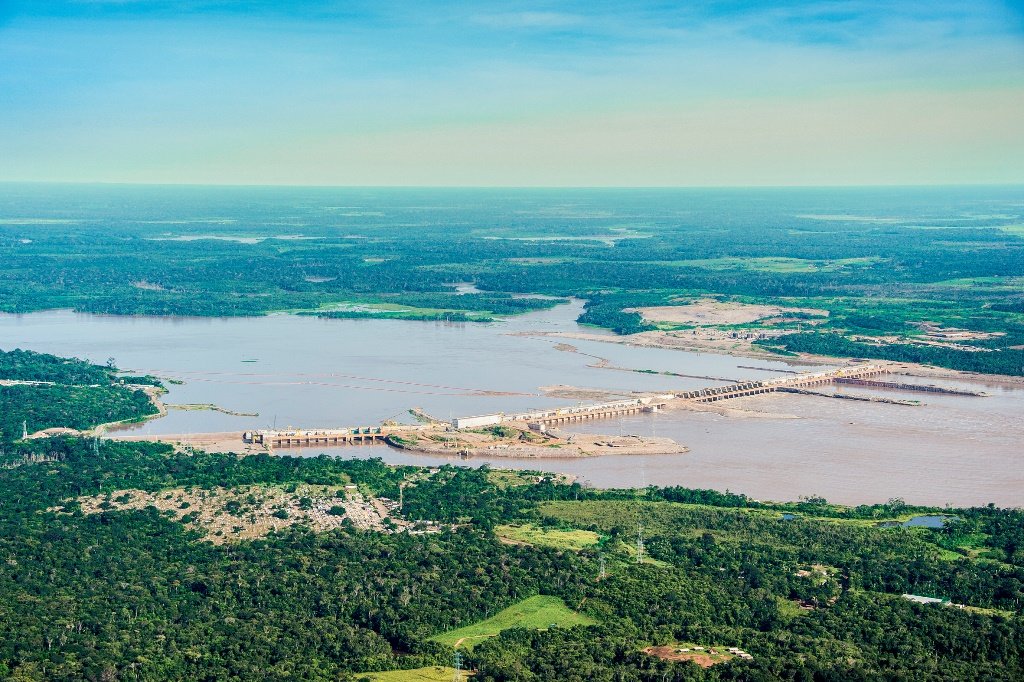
[0,349,160,441]
[2,185,1023,375]
[0,350,1022,680]
[1,437,1022,681]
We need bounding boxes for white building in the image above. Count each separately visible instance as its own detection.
[451,413,503,429]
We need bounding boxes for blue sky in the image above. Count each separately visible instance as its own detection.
[1,1,1022,185]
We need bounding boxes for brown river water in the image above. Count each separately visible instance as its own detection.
[2,300,1021,507]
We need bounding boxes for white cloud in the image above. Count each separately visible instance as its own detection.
[470,11,584,30]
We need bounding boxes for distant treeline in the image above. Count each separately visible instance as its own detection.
[758,332,1024,376]
[2,188,1024,376]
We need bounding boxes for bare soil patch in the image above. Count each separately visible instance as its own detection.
[106,431,268,454]
[627,300,828,326]
[391,423,687,458]
[643,645,739,668]
[63,484,432,543]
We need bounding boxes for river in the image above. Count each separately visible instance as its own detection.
[2,300,1021,507]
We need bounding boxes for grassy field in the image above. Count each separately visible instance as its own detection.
[539,499,781,536]
[538,500,967,565]
[358,667,472,681]
[775,596,809,620]
[317,301,493,321]
[486,470,538,489]
[430,595,596,649]
[997,224,1024,236]
[495,523,601,551]
[539,499,964,533]
[484,469,572,489]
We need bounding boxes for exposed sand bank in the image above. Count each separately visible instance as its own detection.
[520,330,1024,387]
[388,422,687,458]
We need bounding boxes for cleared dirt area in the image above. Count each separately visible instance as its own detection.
[391,423,687,458]
[626,299,828,326]
[105,431,269,454]
[361,667,474,681]
[643,644,749,668]
[64,483,426,543]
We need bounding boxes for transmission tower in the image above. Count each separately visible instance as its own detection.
[599,554,607,580]
[453,650,462,682]
[22,421,28,440]
[636,522,644,564]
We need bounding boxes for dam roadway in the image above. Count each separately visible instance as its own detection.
[244,365,900,448]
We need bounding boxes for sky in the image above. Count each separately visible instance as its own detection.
[1,0,1022,186]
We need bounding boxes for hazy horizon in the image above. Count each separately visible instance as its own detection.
[2,181,1023,190]
[2,1,1023,187]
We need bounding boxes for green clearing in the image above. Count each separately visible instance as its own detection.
[650,256,881,273]
[539,499,780,536]
[358,667,472,682]
[615,537,672,567]
[486,469,538,489]
[775,596,808,620]
[962,604,1018,619]
[934,275,1024,289]
[540,498,963,532]
[430,595,596,649]
[495,523,601,551]
[997,224,1024,236]
[313,301,493,321]
[538,500,966,564]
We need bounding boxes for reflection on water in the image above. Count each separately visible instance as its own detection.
[877,515,953,528]
[2,301,1021,507]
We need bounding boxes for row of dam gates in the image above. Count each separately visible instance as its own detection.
[245,425,428,449]
[245,364,906,448]
[676,364,891,403]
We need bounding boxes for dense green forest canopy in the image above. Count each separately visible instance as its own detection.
[1,436,1022,681]
[0,348,160,441]
[2,184,1023,374]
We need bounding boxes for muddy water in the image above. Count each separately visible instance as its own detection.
[2,302,1021,506]
[554,382,1023,507]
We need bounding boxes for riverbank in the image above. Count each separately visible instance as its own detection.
[23,383,168,440]
[521,329,1024,387]
[106,431,269,454]
[7,306,1021,506]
